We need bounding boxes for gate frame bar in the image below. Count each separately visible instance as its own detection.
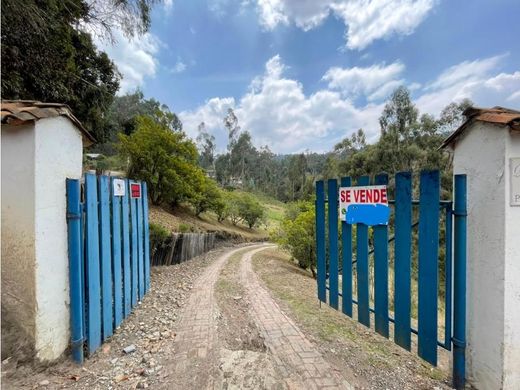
[452,174,467,389]
[66,179,84,364]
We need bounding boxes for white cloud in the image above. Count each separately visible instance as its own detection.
[93,29,161,94]
[254,0,437,49]
[323,62,405,100]
[331,0,436,50]
[180,55,382,153]
[170,59,187,74]
[164,0,174,12]
[180,53,519,154]
[416,54,520,115]
[180,97,236,141]
[425,54,506,91]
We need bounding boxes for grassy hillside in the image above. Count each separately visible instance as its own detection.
[149,191,285,241]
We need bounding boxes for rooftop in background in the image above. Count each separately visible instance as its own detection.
[1,100,95,146]
[441,106,520,149]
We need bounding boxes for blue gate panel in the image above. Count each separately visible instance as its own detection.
[111,178,123,328]
[341,177,353,317]
[394,172,412,351]
[84,174,102,353]
[130,184,139,306]
[418,170,440,366]
[122,180,132,316]
[142,183,151,293]
[137,188,145,300]
[356,176,370,327]
[328,179,339,310]
[70,175,151,360]
[374,174,389,338]
[98,176,113,340]
[316,180,326,303]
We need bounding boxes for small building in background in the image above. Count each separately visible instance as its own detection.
[1,101,94,361]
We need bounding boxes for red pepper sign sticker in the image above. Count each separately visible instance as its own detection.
[130,183,141,199]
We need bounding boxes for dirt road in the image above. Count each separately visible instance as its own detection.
[3,244,449,389]
[159,243,353,389]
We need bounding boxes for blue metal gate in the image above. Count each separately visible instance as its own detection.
[66,174,151,363]
[315,171,466,389]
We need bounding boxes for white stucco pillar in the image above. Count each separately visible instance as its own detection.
[2,115,84,362]
[450,121,520,390]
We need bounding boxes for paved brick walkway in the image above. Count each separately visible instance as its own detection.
[240,247,354,389]
[162,245,263,389]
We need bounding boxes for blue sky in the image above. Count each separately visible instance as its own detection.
[95,0,520,153]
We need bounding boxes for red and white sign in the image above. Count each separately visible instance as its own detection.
[339,185,388,221]
[130,183,141,199]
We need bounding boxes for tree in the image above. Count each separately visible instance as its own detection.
[192,177,222,216]
[437,98,473,135]
[287,153,308,200]
[84,0,157,40]
[93,90,182,155]
[119,112,200,205]
[224,108,240,151]
[237,193,265,229]
[1,0,160,141]
[227,192,243,225]
[196,122,216,171]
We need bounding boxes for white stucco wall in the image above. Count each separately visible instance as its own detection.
[33,117,84,361]
[503,131,520,389]
[1,123,37,357]
[452,121,520,389]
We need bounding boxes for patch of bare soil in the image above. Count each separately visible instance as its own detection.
[253,248,452,390]
[216,252,266,353]
[1,245,233,390]
[215,249,284,389]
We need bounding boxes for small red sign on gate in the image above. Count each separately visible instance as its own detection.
[130,183,141,199]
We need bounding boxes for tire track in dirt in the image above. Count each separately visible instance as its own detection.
[239,246,355,389]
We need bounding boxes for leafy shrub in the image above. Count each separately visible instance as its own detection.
[276,201,317,277]
[178,223,191,233]
[149,222,171,251]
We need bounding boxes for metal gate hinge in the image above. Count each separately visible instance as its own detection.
[451,337,466,348]
[71,337,84,348]
[452,210,467,217]
[67,212,81,220]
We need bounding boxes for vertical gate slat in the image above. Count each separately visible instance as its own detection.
[130,182,138,306]
[328,179,339,310]
[122,179,131,316]
[418,170,440,366]
[394,172,412,350]
[316,181,326,303]
[341,177,353,317]
[84,174,102,353]
[356,176,370,327]
[374,173,389,338]
[111,178,123,328]
[142,183,151,293]
[137,182,145,300]
[98,176,113,340]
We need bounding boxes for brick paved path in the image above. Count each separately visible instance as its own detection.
[240,247,354,389]
[161,245,263,389]
[164,244,353,389]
